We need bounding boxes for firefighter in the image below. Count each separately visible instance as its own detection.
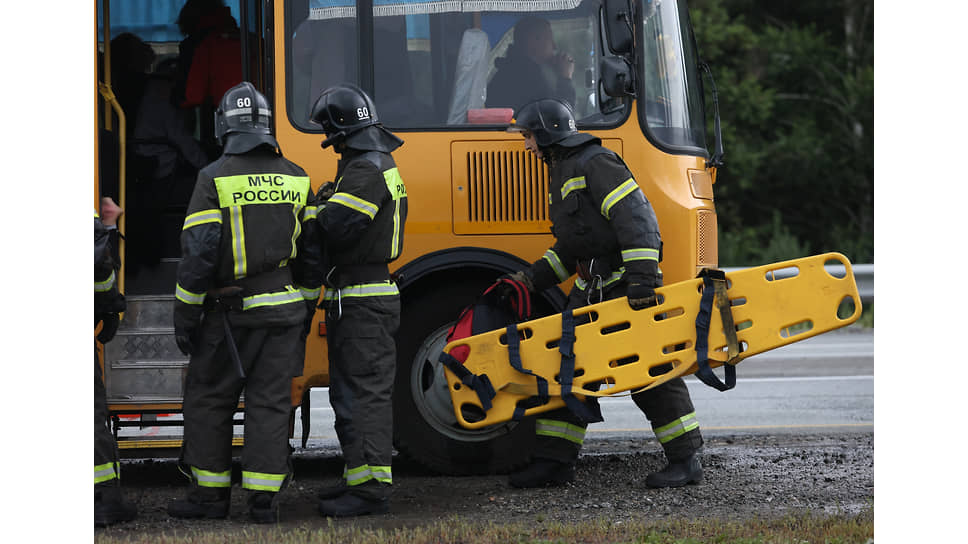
[503,98,704,489]
[167,82,323,523]
[308,84,407,517]
[94,197,138,527]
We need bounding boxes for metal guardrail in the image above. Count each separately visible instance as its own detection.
[722,263,873,305]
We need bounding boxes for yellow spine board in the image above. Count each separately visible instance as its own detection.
[443,253,861,429]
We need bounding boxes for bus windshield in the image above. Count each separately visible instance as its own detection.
[287,0,628,131]
[638,0,706,153]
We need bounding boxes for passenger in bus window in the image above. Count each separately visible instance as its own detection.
[95,198,137,527]
[167,83,324,524]
[309,84,408,518]
[486,16,576,113]
[501,99,705,490]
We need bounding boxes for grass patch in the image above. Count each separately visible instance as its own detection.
[95,509,873,544]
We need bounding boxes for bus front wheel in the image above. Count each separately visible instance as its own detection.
[392,278,535,476]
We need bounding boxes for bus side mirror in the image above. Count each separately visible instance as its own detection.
[602,0,634,55]
[600,56,634,97]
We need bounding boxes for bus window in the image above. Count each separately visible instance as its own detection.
[287,0,628,131]
[638,0,706,152]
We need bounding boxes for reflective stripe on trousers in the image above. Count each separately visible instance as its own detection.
[94,462,119,485]
[536,418,586,445]
[242,470,287,492]
[191,465,232,488]
[653,411,699,444]
[345,464,393,486]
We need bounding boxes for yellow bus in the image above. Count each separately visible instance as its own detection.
[96,0,722,475]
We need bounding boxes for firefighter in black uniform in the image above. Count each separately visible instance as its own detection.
[308,84,407,517]
[94,197,138,527]
[503,98,704,489]
[167,82,324,523]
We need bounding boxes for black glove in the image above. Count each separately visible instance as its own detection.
[627,283,657,310]
[493,271,534,321]
[175,329,195,356]
[97,313,120,343]
[316,181,336,203]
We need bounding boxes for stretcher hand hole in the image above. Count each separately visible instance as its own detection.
[779,320,813,338]
[837,296,859,320]
[823,257,848,278]
[654,307,685,321]
[498,327,534,345]
[609,354,639,368]
[662,341,692,354]
[601,322,631,335]
[765,265,800,282]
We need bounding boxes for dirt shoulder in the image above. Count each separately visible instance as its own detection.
[96,431,874,539]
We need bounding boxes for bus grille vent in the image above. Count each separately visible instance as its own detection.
[465,150,549,224]
[696,209,719,267]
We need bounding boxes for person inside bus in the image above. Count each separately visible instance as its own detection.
[485,16,576,113]
[178,1,243,149]
[128,57,213,271]
[499,98,705,490]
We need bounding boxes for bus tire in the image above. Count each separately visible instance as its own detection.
[392,277,536,476]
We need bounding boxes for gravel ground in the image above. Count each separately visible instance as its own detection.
[95,431,873,539]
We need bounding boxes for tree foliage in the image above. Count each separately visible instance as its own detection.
[688,0,874,265]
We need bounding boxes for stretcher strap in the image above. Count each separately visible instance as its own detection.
[439,352,496,412]
[694,270,736,391]
[557,310,604,423]
[506,323,550,420]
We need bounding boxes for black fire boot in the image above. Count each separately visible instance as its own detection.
[318,486,389,518]
[508,458,575,488]
[645,453,703,488]
[167,487,231,519]
[94,485,138,527]
[316,481,349,500]
[248,491,278,524]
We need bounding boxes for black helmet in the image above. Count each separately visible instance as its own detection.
[214,82,279,154]
[507,98,594,148]
[309,84,403,152]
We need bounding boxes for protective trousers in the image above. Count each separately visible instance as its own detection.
[325,292,399,500]
[181,317,303,493]
[95,342,121,489]
[531,279,703,465]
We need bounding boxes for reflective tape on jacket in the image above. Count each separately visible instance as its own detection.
[94,462,118,485]
[328,192,379,219]
[297,284,321,301]
[182,209,223,230]
[560,176,587,200]
[321,281,399,300]
[536,418,586,445]
[653,412,699,444]
[601,178,639,219]
[621,248,660,263]
[242,470,287,492]
[95,270,116,293]
[242,285,305,310]
[383,167,406,259]
[575,267,626,291]
[191,466,231,488]
[175,283,206,306]
[542,249,569,282]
